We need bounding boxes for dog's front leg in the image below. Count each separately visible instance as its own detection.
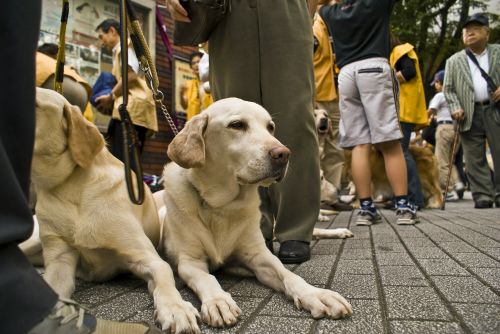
[121,240,200,334]
[42,235,79,298]
[239,243,353,319]
[178,258,242,328]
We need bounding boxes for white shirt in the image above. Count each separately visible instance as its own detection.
[199,52,210,83]
[112,43,140,74]
[429,92,452,123]
[466,49,490,102]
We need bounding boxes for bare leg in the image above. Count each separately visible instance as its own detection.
[375,140,408,196]
[351,143,372,198]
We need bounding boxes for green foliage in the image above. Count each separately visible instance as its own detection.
[391,0,495,93]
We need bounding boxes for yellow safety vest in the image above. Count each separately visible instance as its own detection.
[313,15,337,102]
[390,43,428,129]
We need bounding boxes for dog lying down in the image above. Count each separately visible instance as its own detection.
[22,88,199,333]
[160,98,353,328]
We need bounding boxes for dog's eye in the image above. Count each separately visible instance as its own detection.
[228,120,247,131]
[267,122,275,133]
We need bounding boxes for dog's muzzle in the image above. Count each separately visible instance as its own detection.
[318,118,329,134]
[269,146,290,181]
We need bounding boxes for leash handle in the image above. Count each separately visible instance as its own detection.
[119,0,144,205]
[54,0,69,94]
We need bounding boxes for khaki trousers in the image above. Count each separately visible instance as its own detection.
[209,0,320,242]
[435,124,459,190]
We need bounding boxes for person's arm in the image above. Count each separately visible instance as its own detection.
[395,54,416,83]
[165,0,190,22]
[95,65,137,112]
[443,59,465,121]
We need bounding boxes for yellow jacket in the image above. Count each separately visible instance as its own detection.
[313,15,337,102]
[36,52,92,97]
[112,45,158,133]
[390,44,428,128]
[184,78,213,121]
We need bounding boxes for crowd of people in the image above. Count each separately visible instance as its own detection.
[1,0,499,333]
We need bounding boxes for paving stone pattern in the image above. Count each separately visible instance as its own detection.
[71,199,500,333]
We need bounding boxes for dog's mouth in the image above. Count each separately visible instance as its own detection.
[317,118,329,134]
[237,167,288,185]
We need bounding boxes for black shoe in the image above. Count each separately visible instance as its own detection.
[474,200,493,209]
[265,239,274,253]
[330,201,354,211]
[278,240,310,264]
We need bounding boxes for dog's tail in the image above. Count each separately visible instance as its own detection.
[19,215,44,266]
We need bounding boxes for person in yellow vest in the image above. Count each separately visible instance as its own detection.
[94,19,158,170]
[36,45,92,117]
[180,51,213,121]
[390,35,428,209]
[312,11,352,212]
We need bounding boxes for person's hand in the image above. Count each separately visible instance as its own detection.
[451,108,465,121]
[491,87,500,102]
[95,94,114,115]
[165,0,190,22]
[395,71,406,84]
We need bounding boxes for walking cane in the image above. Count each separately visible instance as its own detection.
[441,121,461,210]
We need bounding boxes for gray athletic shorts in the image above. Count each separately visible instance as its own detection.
[338,57,402,149]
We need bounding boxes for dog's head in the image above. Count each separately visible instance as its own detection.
[32,88,104,187]
[313,108,330,135]
[168,98,290,186]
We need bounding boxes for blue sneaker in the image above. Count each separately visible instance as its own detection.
[396,201,419,225]
[356,203,381,226]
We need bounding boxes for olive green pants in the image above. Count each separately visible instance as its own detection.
[209,0,320,242]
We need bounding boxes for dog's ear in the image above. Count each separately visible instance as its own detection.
[167,113,208,168]
[63,101,105,168]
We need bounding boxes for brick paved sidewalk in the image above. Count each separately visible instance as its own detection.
[71,198,500,333]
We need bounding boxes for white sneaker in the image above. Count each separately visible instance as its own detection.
[446,191,459,202]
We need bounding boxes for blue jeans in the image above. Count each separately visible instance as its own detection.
[400,122,424,207]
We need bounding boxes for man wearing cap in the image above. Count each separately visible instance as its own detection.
[443,13,500,209]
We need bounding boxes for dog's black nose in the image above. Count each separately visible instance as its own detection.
[318,118,329,131]
[269,146,291,167]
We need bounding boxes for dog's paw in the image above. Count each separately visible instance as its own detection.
[317,214,331,222]
[201,292,242,327]
[335,228,354,239]
[295,288,353,319]
[155,300,201,334]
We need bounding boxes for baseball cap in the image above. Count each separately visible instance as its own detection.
[430,70,445,86]
[464,13,489,28]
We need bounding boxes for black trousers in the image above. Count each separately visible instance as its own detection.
[0,1,58,333]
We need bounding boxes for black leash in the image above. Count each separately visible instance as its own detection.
[119,0,144,205]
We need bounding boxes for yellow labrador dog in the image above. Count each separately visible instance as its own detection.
[26,88,200,333]
[161,98,353,328]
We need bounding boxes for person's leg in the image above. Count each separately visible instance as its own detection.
[211,0,320,262]
[0,2,59,333]
[400,122,424,207]
[375,140,408,197]
[460,108,494,205]
[351,144,373,199]
[483,106,500,205]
